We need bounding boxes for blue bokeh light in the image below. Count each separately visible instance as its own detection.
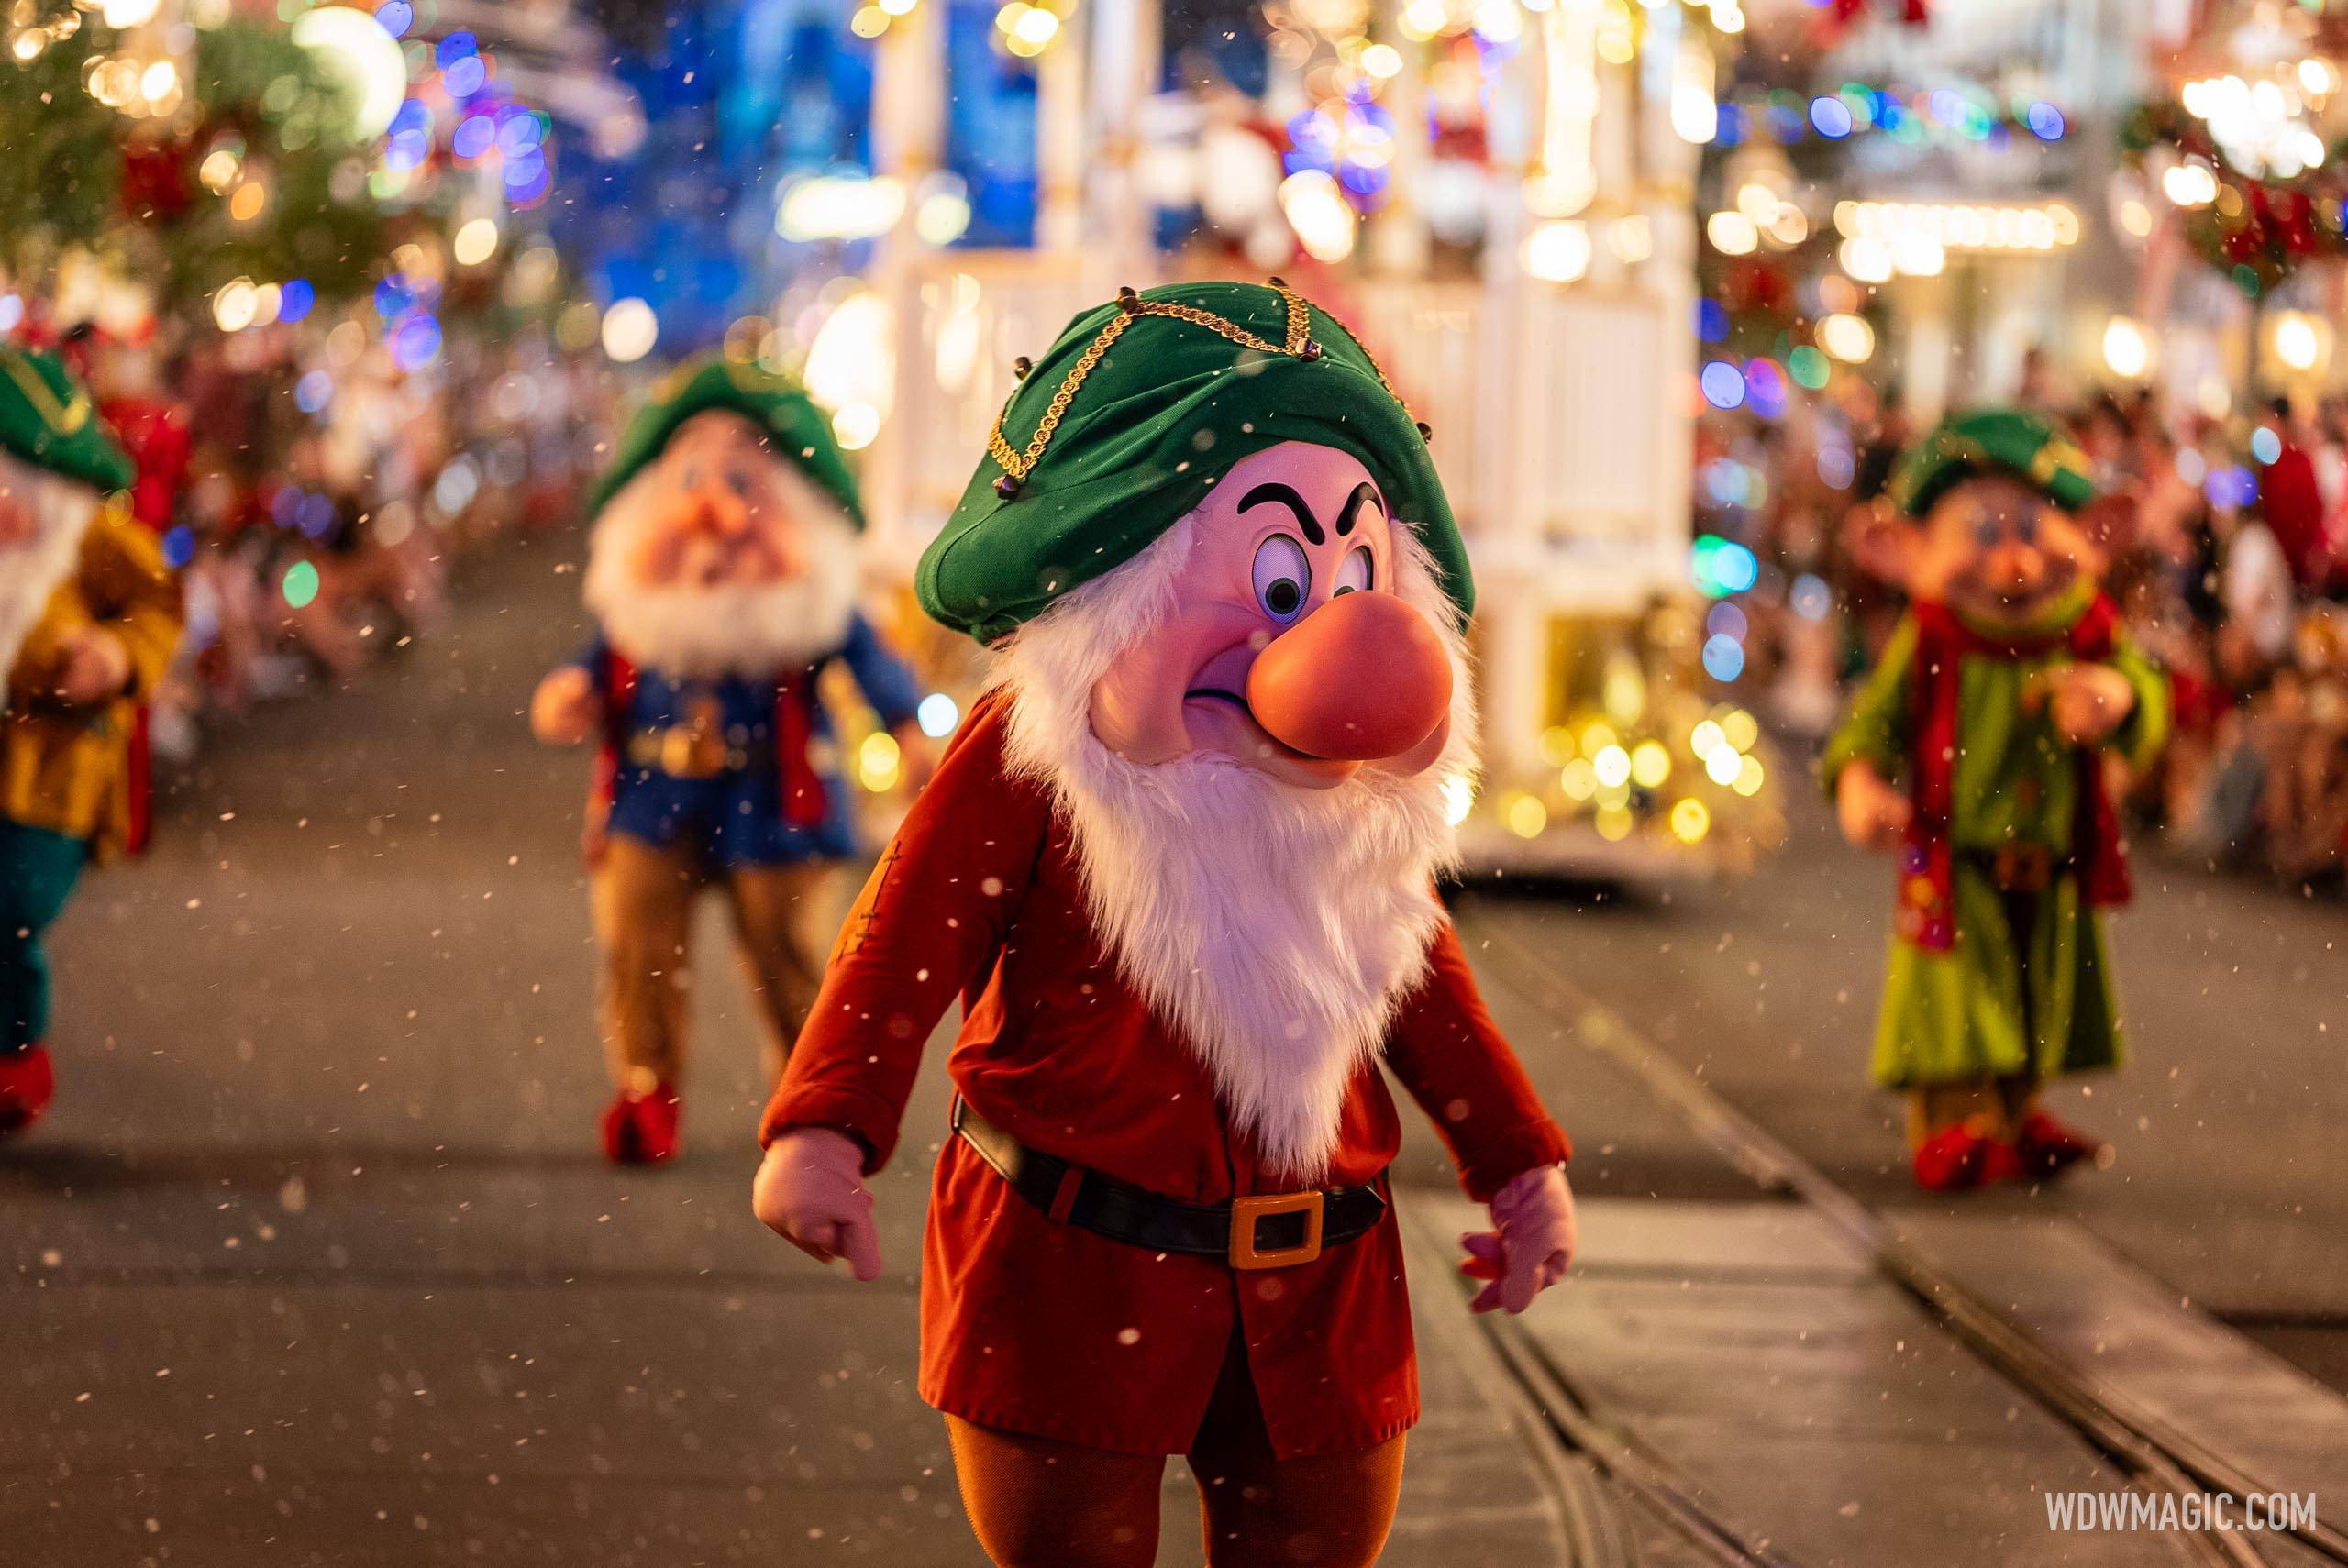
[916,692,960,739]
[1700,361,1746,410]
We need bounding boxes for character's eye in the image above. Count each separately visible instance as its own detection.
[1974,518,2000,548]
[1252,534,1311,622]
[726,469,755,499]
[1332,546,1374,596]
[2014,514,2039,545]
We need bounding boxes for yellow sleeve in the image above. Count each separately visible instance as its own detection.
[82,504,183,700]
[2103,632,2169,773]
[1819,613,1917,795]
[7,591,88,706]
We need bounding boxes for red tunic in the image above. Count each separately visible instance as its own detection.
[759,691,1571,1458]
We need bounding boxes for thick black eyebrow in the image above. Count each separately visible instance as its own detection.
[1337,481,1383,537]
[1236,481,1325,545]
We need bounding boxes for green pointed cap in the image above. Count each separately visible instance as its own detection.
[0,347,133,493]
[916,280,1467,644]
[1888,408,2098,518]
[589,355,863,526]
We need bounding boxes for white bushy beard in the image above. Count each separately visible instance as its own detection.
[0,455,99,680]
[582,464,862,679]
[991,514,1480,1183]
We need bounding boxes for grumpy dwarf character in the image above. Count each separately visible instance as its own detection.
[752,282,1576,1568]
[532,359,925,1165]
[0,348,183,1136]
[1823,410,2169,1192]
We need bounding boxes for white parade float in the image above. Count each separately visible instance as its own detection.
[803,0,1780,878]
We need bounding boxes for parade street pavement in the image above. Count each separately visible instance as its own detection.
[2,539,1581,1567]
[1447,785,2348,1397]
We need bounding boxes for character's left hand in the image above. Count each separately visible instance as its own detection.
[2047,663,2135,746]
[55,626,131,706]
[1459,1164,1576,1314]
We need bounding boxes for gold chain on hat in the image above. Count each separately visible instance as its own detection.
[985,279,1418,500]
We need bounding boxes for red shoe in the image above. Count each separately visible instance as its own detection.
[1912,1122,1998,1191]
[0,1045,55,1138]
[600,1082,681,1165]
[2010,1110,2104,1181]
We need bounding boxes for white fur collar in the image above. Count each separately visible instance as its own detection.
[991,516,1480,1182]
[0,455,98,680]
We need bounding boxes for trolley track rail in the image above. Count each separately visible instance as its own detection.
[1463,914,2348,1568]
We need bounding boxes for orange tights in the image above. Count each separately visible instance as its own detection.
[944,1335,1405,1568]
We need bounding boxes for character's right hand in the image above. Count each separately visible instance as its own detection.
[753,1126,884,1282]
[1835,761,1911,852]
[530,666,598,745]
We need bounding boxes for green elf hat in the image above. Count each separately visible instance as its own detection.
[1888,407,2098,518]
[587,354,864,526]
[0,346,134,494]
[917,279,1467,644]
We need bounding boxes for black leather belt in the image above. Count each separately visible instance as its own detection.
[949,1098,1387,1269]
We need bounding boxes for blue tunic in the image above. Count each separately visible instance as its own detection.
[571,612,921,869]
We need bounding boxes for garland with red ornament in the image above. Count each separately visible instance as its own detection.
[1814,0,1930,47]
[2121,97,2348,297]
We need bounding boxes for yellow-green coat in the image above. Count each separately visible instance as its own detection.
[2,502,182,857]
[1822,611,2168,1088]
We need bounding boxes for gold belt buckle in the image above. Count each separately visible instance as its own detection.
[1992,844,2052,892]
[1228,1191,1324,1270]
[658,727,726,779]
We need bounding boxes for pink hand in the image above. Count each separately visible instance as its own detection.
[752,1126,884,1282]
[1458,1164,1576,1314]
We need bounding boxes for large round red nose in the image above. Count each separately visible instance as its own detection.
[1246,591,1452,762]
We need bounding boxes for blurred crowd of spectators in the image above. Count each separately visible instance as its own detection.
[54,319,612,767]
[1704,378,2348,888]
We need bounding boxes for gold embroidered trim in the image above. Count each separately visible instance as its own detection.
[986,280,1415,492]
[0,350,91,437]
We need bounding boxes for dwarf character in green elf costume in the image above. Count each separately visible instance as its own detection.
[752,282,1576,1568]
[1822,410,2168,1192]
[0,348,183,1137]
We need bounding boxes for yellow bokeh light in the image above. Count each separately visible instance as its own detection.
[1706,210,1758,256]
[228,181,267,223]
[1705,745,1742,787]
[1398,0,1445,40]
[211,277,258,333]
[850,5,890,38]
[1734,755,1766,797]
[1560,759,1598,801]
[1669,797,1711,844]
[1592,745,1632,790]
[1721,709,1759,753]
[1594,804,1633,842]
[1579,721,1618,757]
[858,731,903,792]
[1689,719,1725,758]
[832,403,883,451]
[1537,725,1576,767]
[1631,741,1671,790]
[453,216,500,267]
[1504,793,1549,839]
